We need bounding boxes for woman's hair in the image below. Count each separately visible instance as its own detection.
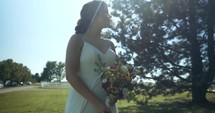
[75,0,107,34]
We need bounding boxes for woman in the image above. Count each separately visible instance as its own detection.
[64,1,117,113]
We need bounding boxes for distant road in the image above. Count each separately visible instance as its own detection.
[0,86,35,94]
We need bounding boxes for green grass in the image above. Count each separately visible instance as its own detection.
[0,87,215,113]
[0,87,68,113]
[117,92,215,113]
[117,101,215,113]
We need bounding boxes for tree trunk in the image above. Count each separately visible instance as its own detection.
[206,0,215,86]
[188,0,208,103]
[192,84,208,103]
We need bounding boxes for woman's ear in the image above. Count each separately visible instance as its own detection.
[93,12,101,21]
[96,11,102,18]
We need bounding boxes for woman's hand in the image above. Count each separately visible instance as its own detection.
[92,100,111,113]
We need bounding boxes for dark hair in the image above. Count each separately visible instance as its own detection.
[75,0,107,34]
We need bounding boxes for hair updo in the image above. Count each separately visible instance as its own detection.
[75,0,107,34]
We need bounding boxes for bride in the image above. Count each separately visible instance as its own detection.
[64,1,117,113]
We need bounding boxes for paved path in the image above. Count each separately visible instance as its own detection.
[0,86,35,94]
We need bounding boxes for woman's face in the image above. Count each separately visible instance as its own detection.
[96,6,111,28]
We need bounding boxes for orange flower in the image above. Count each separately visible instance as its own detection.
[125,73,131,81]
[110,87,119,94]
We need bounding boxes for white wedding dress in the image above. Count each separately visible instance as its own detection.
[65,40,118,113]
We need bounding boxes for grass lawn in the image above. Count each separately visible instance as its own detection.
[0,87,68,113]
[0,86,214,113]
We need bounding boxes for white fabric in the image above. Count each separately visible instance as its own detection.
[65,40,118,113]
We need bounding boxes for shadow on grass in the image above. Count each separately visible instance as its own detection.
[118,101,215,113]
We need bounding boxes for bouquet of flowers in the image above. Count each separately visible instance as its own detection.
[99,58,135,108]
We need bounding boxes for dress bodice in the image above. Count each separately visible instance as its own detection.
[79,41,116,84]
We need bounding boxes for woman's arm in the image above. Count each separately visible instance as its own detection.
[65,35,110,113]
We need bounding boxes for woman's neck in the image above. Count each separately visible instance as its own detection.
[85,27,102,39]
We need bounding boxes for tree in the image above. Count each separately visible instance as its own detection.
[55,62,65,82]
[32,73,40,82]
[40,61,57,82]
[0,59,13,84]
[110,0,215,103]
[40,61,65,82]
[0,59,32,84]
[14,64,32,82]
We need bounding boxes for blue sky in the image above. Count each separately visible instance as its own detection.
[0,0,92,74]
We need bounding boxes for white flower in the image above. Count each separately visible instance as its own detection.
[120,65,128,73]
[105,98,110,108]
[102,78,108,83]
[106,67,111,70]
[122,88,129,98]
[131,79,137,84]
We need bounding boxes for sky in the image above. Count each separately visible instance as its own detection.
[0,0,93,74]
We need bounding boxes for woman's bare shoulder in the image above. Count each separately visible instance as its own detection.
[68,34,84,47]
[70,34,84,42]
